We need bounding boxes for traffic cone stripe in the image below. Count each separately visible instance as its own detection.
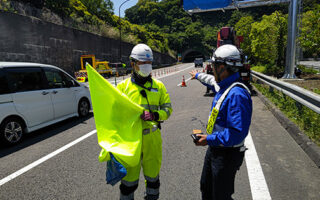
[181,75,187,87]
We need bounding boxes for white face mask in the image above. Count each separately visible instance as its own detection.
[137,64,152,77]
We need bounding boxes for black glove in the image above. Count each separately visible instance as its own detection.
[140,111,159,121]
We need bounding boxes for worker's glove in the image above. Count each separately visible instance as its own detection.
[140,111,154,121]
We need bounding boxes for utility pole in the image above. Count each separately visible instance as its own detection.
[283,0,301,79]
[116,0,130,86]
[119,0,130,63]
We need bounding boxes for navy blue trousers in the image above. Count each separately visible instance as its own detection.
[200,146,245,200]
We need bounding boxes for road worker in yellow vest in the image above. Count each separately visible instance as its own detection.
[116,43,172,200]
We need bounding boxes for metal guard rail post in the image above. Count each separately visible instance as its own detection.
[251,70,320,114]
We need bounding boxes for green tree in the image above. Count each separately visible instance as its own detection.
[228,11,250,27]
[80,0,113,24]
[202,25,219,55]
[249,11,287,69]
[299,4,320,58]
[15,0,44,8]
[45,0,71,18]
[303,0,320,11]
[235,16,254,59]
[185,22,203,47]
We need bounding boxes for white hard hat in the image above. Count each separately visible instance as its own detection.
[212,44,243,67]
[130,43,153,62]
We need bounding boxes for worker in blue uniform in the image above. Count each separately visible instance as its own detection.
[189,44,252,200]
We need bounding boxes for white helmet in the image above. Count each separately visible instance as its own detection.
[130,43,153,62]
[212,44,243,67]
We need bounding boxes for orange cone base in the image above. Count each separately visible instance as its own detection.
[181,77,187,87]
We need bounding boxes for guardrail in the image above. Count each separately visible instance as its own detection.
[251,70,320,114]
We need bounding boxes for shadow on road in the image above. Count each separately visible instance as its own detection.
[0,113,93,158]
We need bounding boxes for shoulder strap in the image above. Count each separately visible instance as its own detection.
[214,82,250,111]
[206,82,250,134]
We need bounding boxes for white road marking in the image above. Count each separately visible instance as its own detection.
[157,65,194,79]
[0,64,193,186]
[108,64,195,86]
[245,131,272,200]
[1,66,271,200]
[0,130,97,186]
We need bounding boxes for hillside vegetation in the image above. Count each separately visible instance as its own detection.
[0,0,319,68]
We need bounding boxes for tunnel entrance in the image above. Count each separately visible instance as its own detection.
[183,51,205,62]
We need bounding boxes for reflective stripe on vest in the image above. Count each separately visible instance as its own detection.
[143,124,158,135]
[206,82,250,135]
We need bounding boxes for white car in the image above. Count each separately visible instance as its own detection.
[0,62,91,145]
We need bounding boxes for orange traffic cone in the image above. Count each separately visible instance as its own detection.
[181,75,187,87]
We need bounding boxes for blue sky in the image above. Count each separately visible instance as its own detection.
[111,0,138,17]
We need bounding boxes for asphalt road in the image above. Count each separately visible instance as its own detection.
[0,63,319,200]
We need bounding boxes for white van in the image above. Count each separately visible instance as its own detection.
[0,62,91,145]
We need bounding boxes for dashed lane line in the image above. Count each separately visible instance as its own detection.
[1,67,271,200]
[0,130,97,186]
[0,64,194,186]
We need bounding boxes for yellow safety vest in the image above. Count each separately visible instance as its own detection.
[207,82,250,134]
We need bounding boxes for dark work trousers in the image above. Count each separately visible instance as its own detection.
[206,70,213,93]
[200,146,245,200]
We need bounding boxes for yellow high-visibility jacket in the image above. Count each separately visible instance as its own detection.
[116,77,172,181]
[117,77,172,128]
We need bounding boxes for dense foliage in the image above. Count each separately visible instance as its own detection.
[299,4,320,58]
[253,82,320,146]
[234,0,319,75]
[1,0,319,64]
[125,0,288,59]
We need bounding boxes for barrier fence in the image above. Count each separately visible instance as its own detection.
[251,70,320,114]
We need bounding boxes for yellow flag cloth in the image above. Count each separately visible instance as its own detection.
[86,64,144,168]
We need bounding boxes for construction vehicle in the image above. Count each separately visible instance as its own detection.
[109,62,128,77]
[217,27,243,48]
[74,55,112,82]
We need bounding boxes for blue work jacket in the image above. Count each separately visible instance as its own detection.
[197,72,252,147]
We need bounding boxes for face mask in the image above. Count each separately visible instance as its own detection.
[137,64,152,77]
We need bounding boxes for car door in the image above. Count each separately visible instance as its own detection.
[5,67,54,127]
[0,68,14,122]
[43,68,76,119]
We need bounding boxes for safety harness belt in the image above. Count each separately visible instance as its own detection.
[206,82,250,135]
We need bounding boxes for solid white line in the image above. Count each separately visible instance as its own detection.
[110,64,195,86]
[0,130,97,186]
[157,65,194,79]
[245,131,272,200]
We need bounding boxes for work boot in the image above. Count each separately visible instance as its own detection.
[144,193,159,200]
[120,193,134,200]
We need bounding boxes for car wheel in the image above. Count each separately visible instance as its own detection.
[0,117,24,145]
[78,98,90,117]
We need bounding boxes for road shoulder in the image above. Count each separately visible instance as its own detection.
[253,86,320,167]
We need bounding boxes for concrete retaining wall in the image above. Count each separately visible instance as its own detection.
[0,11,176,75]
